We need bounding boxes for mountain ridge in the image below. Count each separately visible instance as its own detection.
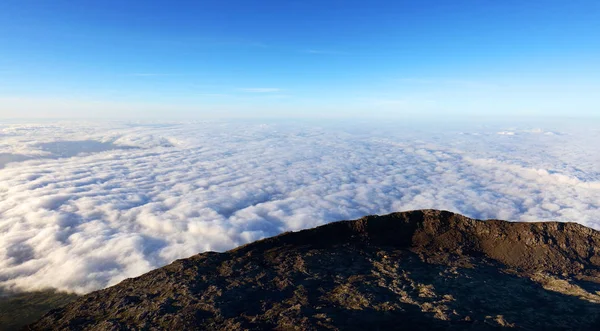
[27,209,600,330]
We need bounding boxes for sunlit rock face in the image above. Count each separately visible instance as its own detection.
[28,210,600,330]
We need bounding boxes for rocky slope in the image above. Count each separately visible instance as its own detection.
[28,210,600,330]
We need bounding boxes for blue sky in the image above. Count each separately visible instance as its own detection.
[0,0,598,119]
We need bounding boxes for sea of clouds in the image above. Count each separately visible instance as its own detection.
[0,118,599,293]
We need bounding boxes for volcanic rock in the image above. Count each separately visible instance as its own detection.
[27,210,600,330]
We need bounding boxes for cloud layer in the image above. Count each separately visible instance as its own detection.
[0,119,599,293]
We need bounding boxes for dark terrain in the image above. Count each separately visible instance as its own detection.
[0,290,77,331]
[26,210,600,330]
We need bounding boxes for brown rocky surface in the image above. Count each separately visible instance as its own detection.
[27,209,600,330]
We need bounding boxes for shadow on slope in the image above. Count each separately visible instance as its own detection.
[0,289,78,331]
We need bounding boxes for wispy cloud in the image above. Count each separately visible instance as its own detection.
[144,37,268,49]
[127,73,165,77]
[396,78,498,89]
[302,49,346,55]
[121,72,197,77]
[125,73,193,77]
[238,88,281,93]
[197,93,230,97]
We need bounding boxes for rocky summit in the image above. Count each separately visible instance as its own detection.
[28,210,600,330]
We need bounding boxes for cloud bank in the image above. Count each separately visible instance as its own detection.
[0,119,598,293]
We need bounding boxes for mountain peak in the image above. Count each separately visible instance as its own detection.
[28,210,600,330]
